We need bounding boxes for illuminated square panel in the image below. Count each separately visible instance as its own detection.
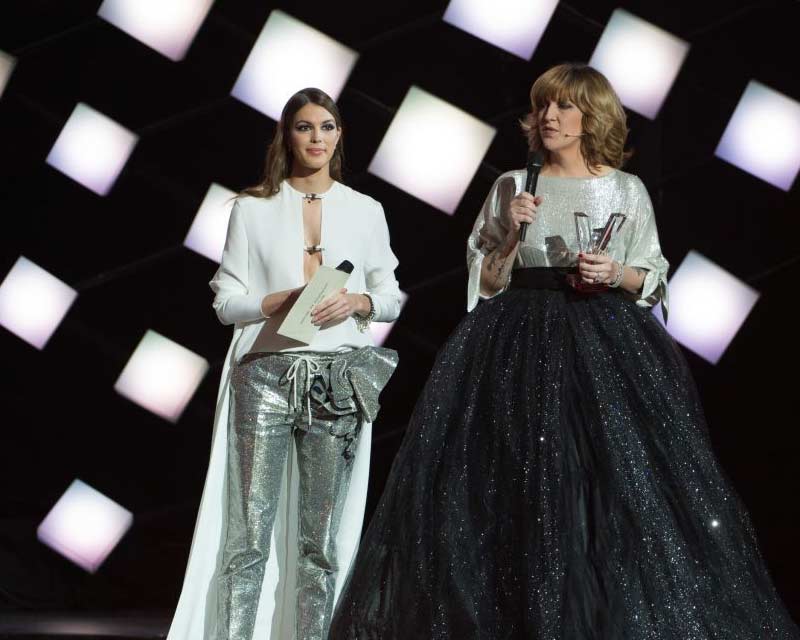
[715,81,800,191]
[232,10,358,120]
[115,330,209,423]
[37,479,133,573]
[369,87,495,214]
[370,290,408,346]
[589,9,689,119]
[0,50,16,98]
[656,251,759,365]
[184,183,237,263]
[0,256,77,349]
[98,0,213,61]
[443,0,558,59]
[46,103,138,196]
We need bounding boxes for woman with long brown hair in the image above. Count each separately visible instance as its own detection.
[166,87,402,640]
[329,64,799,638]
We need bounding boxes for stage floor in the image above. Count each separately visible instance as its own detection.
[0,612,169,639]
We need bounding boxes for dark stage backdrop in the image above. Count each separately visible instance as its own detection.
[1,0,798,618]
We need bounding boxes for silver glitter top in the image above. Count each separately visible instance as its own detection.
[467,168,669,314]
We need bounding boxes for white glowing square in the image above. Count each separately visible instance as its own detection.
[98,0,213,62]
[46,103,138,196]
[232,10,358,120]
[184,183,237,263]
[0,50,16,98]
[370,291,408,346]
[589,9,689,119]
[369,87,495,214]
[37,479,133,573]
[0,257,77,350]
[715,81,800,191]
[443,0,558,59]
[656,251,759,365]
[115,330,209,423]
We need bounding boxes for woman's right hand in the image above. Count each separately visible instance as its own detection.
[503,193,542,241]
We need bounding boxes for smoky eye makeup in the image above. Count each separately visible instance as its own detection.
[294,120,337,131]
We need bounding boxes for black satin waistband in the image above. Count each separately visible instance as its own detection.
[509,267,573,291]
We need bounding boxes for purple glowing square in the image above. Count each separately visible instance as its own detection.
[114,330,209,423]
[184,183,237,263]
[443,0,559,60]
[589,9,689,120]
[368,87,495,215]
[715,81,800,191]
[0,256,77,349]
[231,10,358,121]
[98,0,214,62]
[46,103,138,196]
[0,50,16,98]
[37,479,133,573]
[655,251,759,365]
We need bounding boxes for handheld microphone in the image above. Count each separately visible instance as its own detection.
[519,151,545,242]
[335,260,354,274]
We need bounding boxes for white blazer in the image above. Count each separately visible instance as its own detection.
[166,180,401,640]
[210,179,402,359]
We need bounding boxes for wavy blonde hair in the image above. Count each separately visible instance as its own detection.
[242,88,345,198]
[521,63,630,171]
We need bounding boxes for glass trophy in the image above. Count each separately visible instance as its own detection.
[566,212,627,292]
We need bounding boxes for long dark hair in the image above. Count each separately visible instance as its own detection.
[243,87,345,198]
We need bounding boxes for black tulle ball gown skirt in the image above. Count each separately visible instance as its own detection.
[329,269,800,640]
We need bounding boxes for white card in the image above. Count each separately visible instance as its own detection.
[276,266,350,344]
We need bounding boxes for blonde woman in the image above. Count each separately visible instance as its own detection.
[330,65,799,639]
[166,88,401,640]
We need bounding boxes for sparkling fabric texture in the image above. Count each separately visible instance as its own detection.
[466,169,670,314]
[330,173,799,639]
[217,347,397,640]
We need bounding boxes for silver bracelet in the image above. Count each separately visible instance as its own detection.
[609,261,625,288]
[354,293,375,333]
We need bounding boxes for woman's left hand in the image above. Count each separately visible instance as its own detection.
[311,289,369,326]
[578,253,619,285]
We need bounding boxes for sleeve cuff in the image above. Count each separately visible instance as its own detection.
[212,293,265,326]
[626,261,669,323]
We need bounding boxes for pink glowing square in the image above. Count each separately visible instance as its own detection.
[715,81,800,191]
[444,0,558,59]
[369,87,495,214]
[184,183,237,263]
[589,9,689,120]
[231,10,358,120]
[655,251,759,365]
[98,0,214,61]
[46,103,138,196]
[37,479,133,573]
[114,330,209,423]
[0,257,77,349]
[0,50,16,98]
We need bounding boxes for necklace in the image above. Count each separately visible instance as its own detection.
[303,193,324,254]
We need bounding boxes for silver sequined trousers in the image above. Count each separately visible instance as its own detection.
[217,347,397,640]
